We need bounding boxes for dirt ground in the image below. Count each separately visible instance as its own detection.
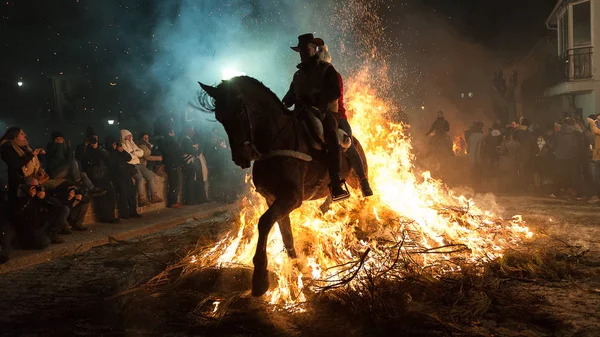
[0,196,598,337]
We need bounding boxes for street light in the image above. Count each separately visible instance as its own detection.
[17,81,23,87]
[107,119,115,125]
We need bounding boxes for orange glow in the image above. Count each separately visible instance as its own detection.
[187,67,533,310]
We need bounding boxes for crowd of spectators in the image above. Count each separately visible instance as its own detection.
[0,114,244,263]
[463,114,600,200]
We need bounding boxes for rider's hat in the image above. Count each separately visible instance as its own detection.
[291,33,324,52]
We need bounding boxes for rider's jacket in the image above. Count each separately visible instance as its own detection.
[283,55,340,113]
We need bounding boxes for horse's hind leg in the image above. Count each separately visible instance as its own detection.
[253,197,301,297]
[278,215,297,259]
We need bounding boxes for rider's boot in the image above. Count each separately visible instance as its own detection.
[329,172,350,201]
[323,111,350,202]
[346,145,373,197]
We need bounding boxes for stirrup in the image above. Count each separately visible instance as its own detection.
[329,180,350,202]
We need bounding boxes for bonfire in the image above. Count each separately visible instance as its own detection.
[145,67,533,312]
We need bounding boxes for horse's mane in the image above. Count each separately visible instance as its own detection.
[197,75,285,113]
[227,76,285,109]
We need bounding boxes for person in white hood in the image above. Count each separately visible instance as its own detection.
[120,129,161,205]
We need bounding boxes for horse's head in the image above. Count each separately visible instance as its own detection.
[199,79,258,169]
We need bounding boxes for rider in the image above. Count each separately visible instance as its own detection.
[282,33,350,201]
[314,38,373,197]
[425,111,450,137]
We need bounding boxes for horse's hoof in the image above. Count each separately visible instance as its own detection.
[252,269,269,297]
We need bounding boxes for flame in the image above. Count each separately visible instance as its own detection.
[190,67,533,310]
[452,136,467,156]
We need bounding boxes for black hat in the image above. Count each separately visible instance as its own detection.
[291,33,320,52]
[86,126,97,138]
[51,131,64,139]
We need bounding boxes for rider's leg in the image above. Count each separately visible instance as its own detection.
[337,118,373,197]
[323,111,349,201]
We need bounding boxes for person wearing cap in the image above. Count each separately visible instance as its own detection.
[315,39,373,197]
[282,33,349,201]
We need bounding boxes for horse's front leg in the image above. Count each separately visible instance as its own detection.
[278,215,297,259]
[252,197,301,297]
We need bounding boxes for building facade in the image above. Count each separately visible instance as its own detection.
[545,0,597,118]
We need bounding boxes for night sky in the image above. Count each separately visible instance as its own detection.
[0,0,557,124]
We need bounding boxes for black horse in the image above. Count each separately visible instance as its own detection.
[199,76,369,296]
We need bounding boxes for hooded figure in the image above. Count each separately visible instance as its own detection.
[119,129,143,166]
[120,129,162,205]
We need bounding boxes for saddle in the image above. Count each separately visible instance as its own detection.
[302,110,352,151]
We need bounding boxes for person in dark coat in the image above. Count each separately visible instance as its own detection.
[14,177,68,248]
[552,118,584,198]
[155,128,184,208]
[181,127,206,205]
[106,136,140,219]
[45,131,104,195]
[0,127,47,208]
[78,134,119,223]
[513,118,536,189]
[50,181,91,231]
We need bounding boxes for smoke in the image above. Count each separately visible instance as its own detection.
[75,0,389,132]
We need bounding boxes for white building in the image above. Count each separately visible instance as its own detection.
[545,0,597,118]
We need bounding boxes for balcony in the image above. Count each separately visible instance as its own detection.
[552,47,593,84]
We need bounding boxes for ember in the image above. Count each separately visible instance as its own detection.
[174,68,533,310]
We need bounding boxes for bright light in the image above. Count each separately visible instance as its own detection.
[17,81,23,87]
[421,106,425,110]
[107,119,115,125]
[222,68,246,81]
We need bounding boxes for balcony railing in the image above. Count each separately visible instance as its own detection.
[554,47,593,83]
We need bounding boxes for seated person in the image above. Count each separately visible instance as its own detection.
[46,131,105,196]
[120,129,162,206]
[50,181,91,232]
[14,177,69,248]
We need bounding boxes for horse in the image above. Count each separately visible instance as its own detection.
[198,76,370,296]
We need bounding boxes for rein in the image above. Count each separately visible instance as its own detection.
[239,97,312,162]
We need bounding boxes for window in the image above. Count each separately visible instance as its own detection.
[572,1,591,47]
[558,14,568,54]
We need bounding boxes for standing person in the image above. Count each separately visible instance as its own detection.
[467,122,485,190]
[499,134,521,193]
[181,127,204,205]
[193,126,210,202]
[78,134,119,223]
[315,38,373,197]
[485,122,503,170]
[155,128,184,208]
[120,129,161,206]
[106,136,141,219]
[532,135,550,193]
[513,118,536,191]
[587,115,600,203]
[282,33,349,201]
[0,127,48,208]
[552,118,584,198]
